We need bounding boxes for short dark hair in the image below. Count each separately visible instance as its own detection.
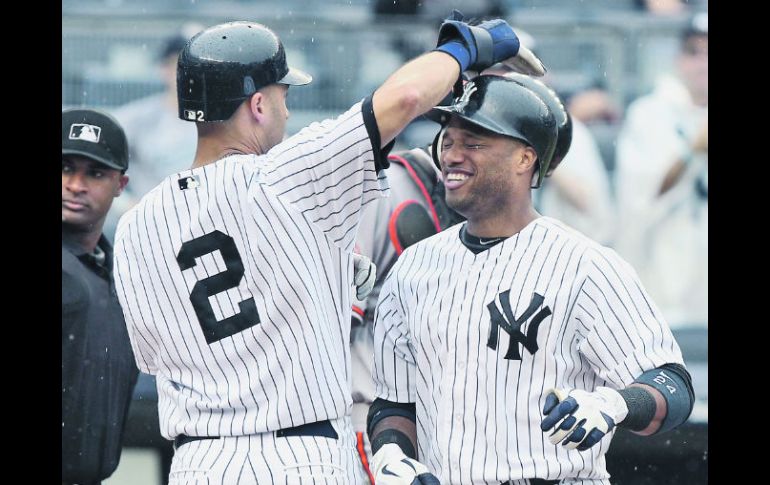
[158,34,188,62]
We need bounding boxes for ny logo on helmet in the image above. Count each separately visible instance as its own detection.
[487,291,551,360]
[454,81,478,112]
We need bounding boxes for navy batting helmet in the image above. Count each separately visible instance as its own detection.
[177,21,312,122]
[426,75,558,188]
[502,73,572,179]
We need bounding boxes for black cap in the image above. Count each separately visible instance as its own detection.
[62,109,129,171]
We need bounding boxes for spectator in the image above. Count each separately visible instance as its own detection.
[614,12,708,328]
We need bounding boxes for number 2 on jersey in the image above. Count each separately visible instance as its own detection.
[176,230,260,344]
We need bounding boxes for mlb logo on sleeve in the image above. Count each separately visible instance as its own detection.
[178,175,201,190]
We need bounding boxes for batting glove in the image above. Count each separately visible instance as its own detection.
[540,387,629,451]
[353,253,376,300]
[435,10,544,75]
[370,443,441,485]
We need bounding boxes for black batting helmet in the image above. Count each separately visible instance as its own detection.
[502,73,572,179]
[426,75,558,188]
[177,21,312,122]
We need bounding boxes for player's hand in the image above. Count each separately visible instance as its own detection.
[435,10,545,75]
[352,253,376,300]
[540,387,628,451]
[370,443,441,485]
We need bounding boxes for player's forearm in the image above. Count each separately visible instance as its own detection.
[367,397,419,458]
[625,383,667,436]
[368,413,438,484]
[370,415,419,458]
[372,51,459,147]
[616,363,694,436]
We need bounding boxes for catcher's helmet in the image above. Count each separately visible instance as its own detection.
[426,75,558,188]
[177,21,312,122]
[502,73,572,179]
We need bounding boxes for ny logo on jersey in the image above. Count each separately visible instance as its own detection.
[486,291,551,360]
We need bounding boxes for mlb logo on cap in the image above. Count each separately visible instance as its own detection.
[62,109,129,171]
[69,123,102,143]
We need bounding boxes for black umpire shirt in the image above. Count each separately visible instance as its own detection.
[62,232,138,484]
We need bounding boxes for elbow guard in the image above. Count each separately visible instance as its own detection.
[620,363,695,434]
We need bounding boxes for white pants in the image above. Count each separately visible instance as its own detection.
[168,417,364,484]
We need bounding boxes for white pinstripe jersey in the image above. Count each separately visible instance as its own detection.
[113,100,389,440]
[372,216,685,484]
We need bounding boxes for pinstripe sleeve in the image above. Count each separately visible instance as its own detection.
[258,99,390,251]
[113,213,157,374]
[372,266,417,403]
[354,183,399,322]
[575,247,685,389]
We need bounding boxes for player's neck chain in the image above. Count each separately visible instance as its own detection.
[460,225,507,254]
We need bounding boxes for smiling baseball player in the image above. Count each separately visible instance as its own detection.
[367,75,695,485]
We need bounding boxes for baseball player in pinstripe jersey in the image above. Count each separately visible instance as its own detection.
[350,147,465,482]
[367,75,695,485]
[112,18,542,484]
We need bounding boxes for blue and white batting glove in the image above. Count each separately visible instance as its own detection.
[541,387,629,451]
[352,253,376,300]
[370,443,441,485]
[435,10,545,76]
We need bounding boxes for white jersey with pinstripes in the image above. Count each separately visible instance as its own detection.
[372,216,685,484]
[113,100,389,440]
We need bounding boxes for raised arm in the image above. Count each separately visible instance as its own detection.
[372,51,460,148]
[373,13,541,147]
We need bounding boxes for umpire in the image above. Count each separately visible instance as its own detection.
[62,109,138,485]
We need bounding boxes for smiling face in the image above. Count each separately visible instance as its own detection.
[62,155,128,232]
[439,117,537,221]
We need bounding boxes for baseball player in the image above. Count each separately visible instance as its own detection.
[350,147,465,482]
[112,17,542,484]
[367,75,695,484]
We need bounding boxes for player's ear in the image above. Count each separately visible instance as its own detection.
[248,92,266,122]
[115,174,129,196]
[514,144,538,177]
